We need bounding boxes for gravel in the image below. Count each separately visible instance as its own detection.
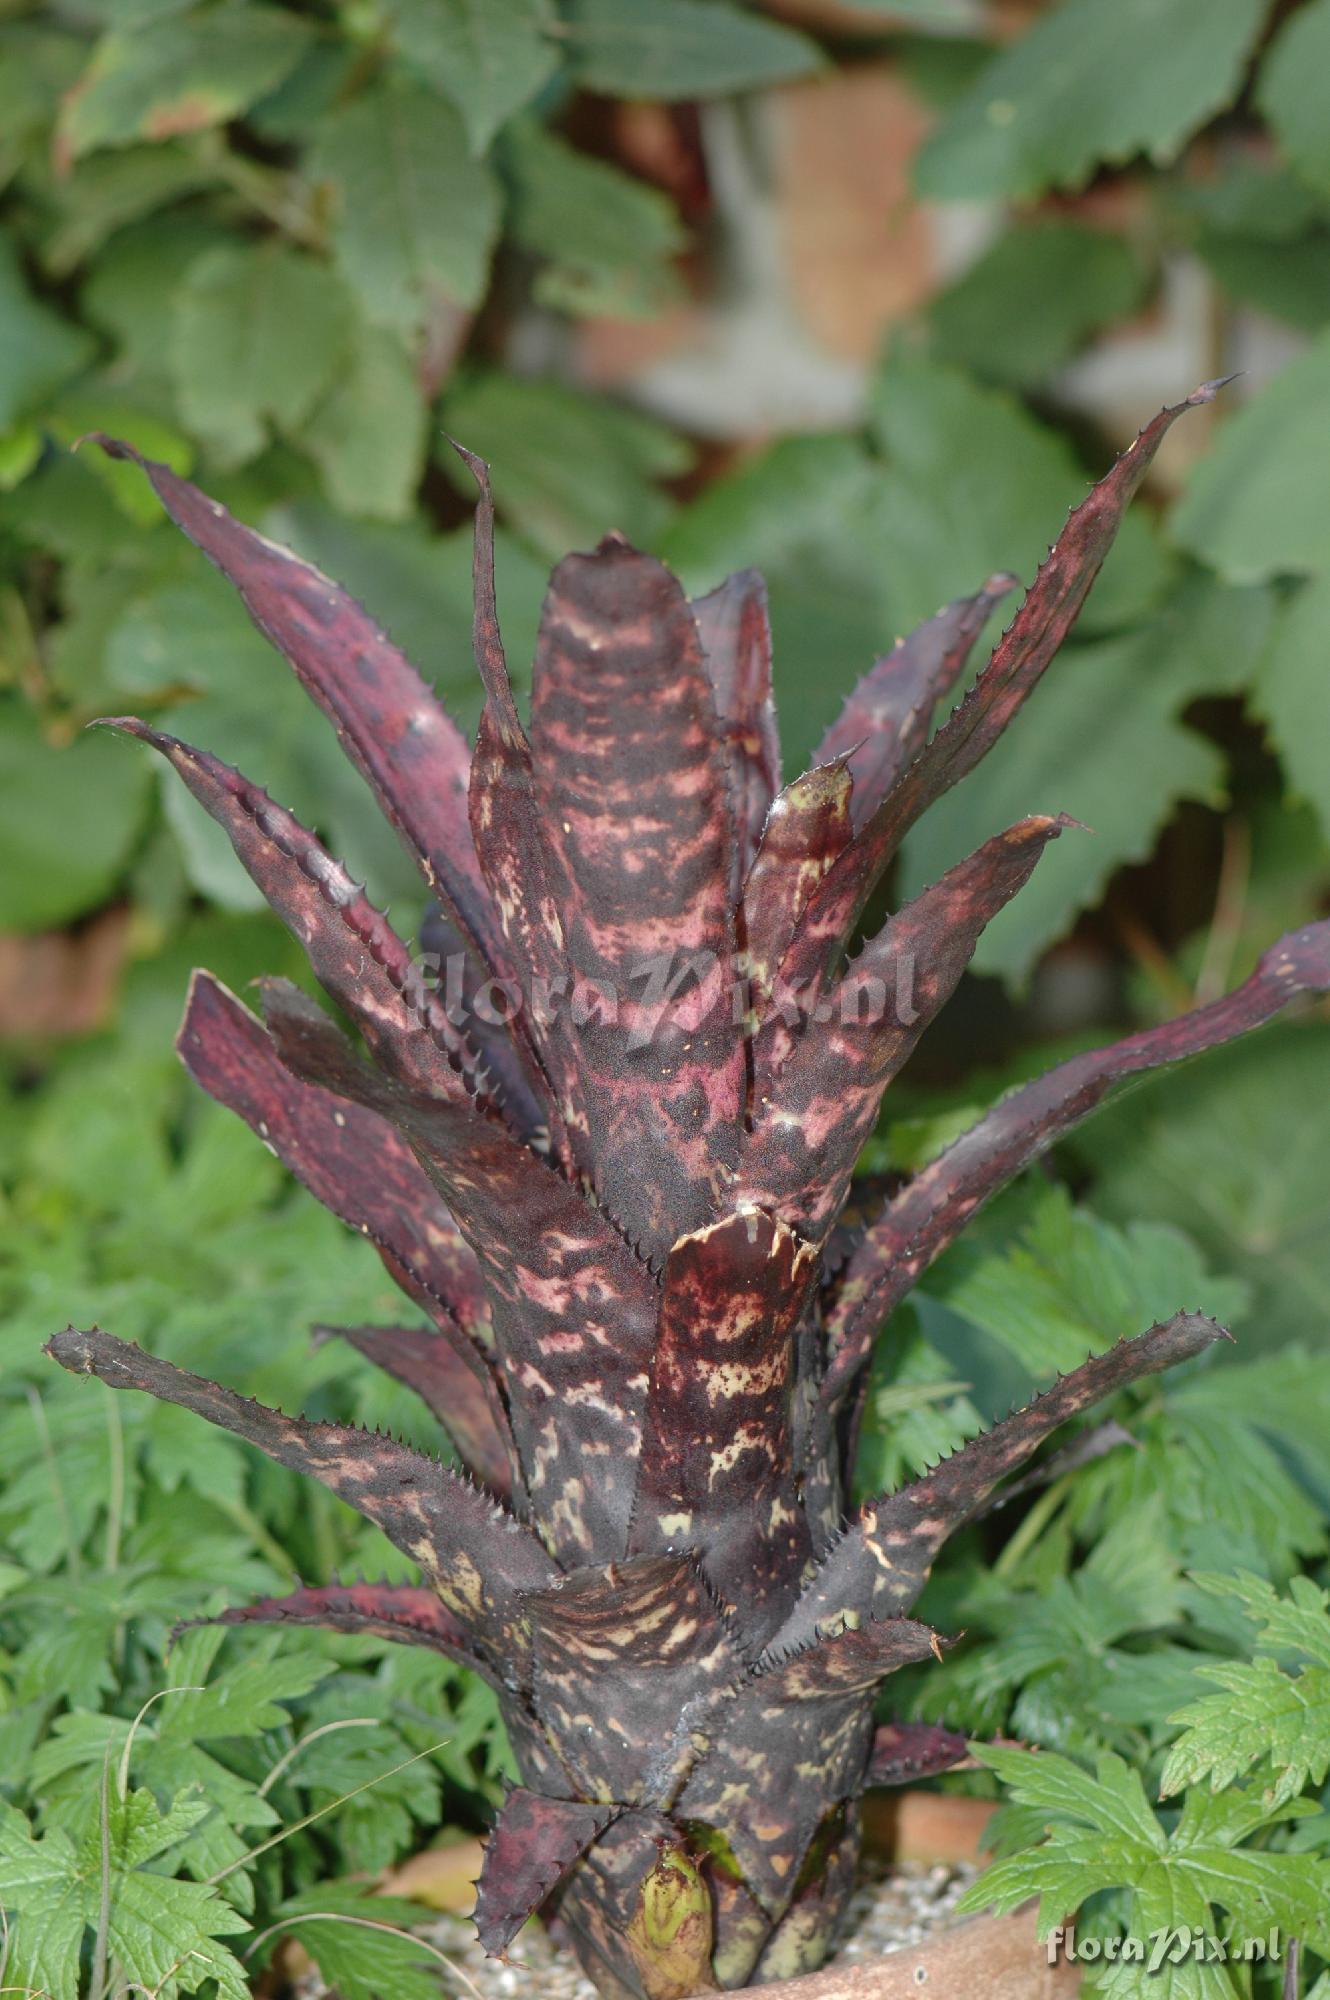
[419,1859,978,2000]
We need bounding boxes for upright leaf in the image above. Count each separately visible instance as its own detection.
[312,73,502,332]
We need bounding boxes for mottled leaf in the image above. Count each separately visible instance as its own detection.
[474,1789,616,1958]
[85,438,500,968]
[742,815,1071,1239]
[779,1314,1231,1648]
[866,1720,970,1788]
[185,1581,492,1677]
[825,921,1330,1397]
[44,1328,557,1678]
[177,971,493,1349]
[257,980,658,1566]
[315,1324,514,1499]
[742,760,853,999]
[528,1555,745,1803]
[775,387,1214,1003]
[691,568,780,883]
[530,537,743,1259]
[678,1619,938,1916]
[629,1213,817,1632]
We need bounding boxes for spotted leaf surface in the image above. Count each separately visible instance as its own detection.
[45,1327,557,1681]
[823,919,1330,1403]
[629,1211,816,1632]
[530,539,744,1260]
[474,1789,618,1958]
[183,1581,494,1679]
[315,1322,515,1498]
[776,1313,1231,1652]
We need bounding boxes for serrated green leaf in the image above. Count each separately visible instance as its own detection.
[929,222,1148,387]
[312,72,501,332]
[439,371,690,556]
[107,1864,250,2000]
[0,1807,85,2000]
[0,699,152,930]
[916,0,1266,200]
[1257,0,1330,204]
[1253,571,1330,842]
[300,320,427,521]
[170,242,354,467]
[563,0,822,98]
[502,118,685,318]
[1173,330,1330,582]
[1161,1656,1330,1807]
[930,1183,1249,1379]
[0,238,95,429]
[57,4,314,160]
[901,572,1273,984]
[386,0,557,154]
[1075,1024,1330,1351]
[263,1881,444,2000]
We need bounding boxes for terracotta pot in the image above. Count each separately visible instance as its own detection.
[692,1903,1080,1999]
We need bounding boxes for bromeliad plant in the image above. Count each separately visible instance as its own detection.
[47,391,1330,1998]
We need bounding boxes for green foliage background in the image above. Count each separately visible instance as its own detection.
[3,0,1330,1994]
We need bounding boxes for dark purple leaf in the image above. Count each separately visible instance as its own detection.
[677,1617,939,1917]
[813,574,1016,831]
[81,435,506,972]
[177,971,493,1349]
[314,1323,515,1499]
[692,568,780,885]
[528,1554,746,1804]
[823,920,1330,1403]
[778,1313,1231,1650]
[45,1327,556,1681]
[741,814,1072,1238]
[257,979,659,1566]
[743,760,853,999]
[101,720,488,1113]
[529,538,744,1261]
[474,1789,618,1958]
[775,386,1222,1002]
[628,1211,817,1634]
[865,1720,970,1788]
[177,1581,495,1680]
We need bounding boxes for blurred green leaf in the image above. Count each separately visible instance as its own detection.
[1194,225,1330,332]
[930,1183,1249,1380]
[562,0,823,98]
[37,143,222,278]
[502,119,685,318]
[439,372,690,556]
[1258,0,1330,204]
[1076,1025,1330,1350]
[0,239,95,430]
[1173,331,1330,581]
[170,242,354,467]
[56,4,315,161]
[928,222,1149,386]
[916,0,1267,200]
[1253,571,1330,842]
[386,0,558,155]
[299,322,427,521]
[0,703,151,931]
[900,575,1274,984]
[312,72,502,331]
